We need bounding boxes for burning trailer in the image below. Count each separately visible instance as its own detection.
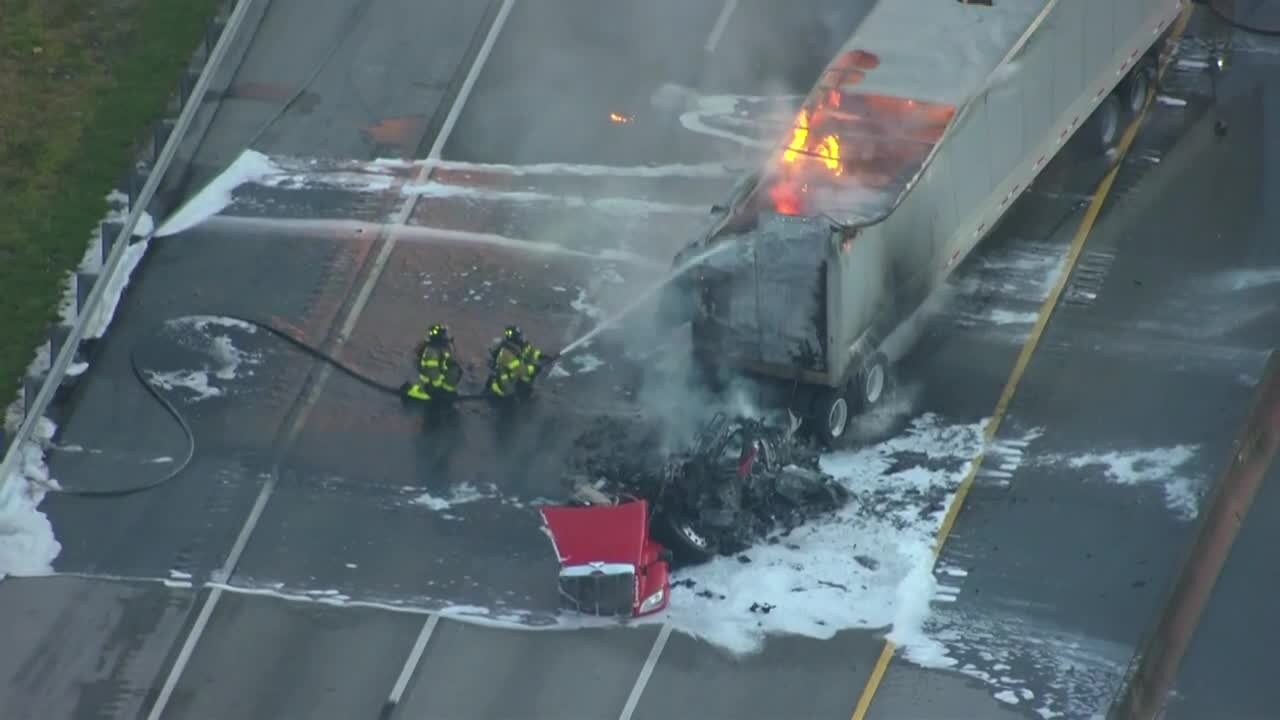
[662,0,1185,444]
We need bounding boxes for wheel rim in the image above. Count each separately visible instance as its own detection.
[865,364,885,405]
[827,397,849,438]
[678,523,708,549]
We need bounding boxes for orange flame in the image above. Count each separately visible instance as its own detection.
[609,111,632,124]
[781,107,841,174]
[782,109,810,164]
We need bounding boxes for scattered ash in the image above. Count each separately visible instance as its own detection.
[848,483,953,530]
[566,412,852,565]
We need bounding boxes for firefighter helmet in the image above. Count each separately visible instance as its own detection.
[503,325,524,345]
[427,323,451,347]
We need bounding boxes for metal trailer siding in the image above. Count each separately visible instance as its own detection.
[827,225,883,382]
[825,0,1182,388]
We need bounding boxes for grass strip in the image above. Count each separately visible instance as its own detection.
[0,0,223,413]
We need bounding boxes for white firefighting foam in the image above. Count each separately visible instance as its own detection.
[0,417,63,580]
[650,413,1042,657]
[155,149,280,237]
[142,317,263,403]
[1043,445,1204,520]
[3,186,160,580]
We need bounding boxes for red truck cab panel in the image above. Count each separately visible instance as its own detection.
[540,499,671,618]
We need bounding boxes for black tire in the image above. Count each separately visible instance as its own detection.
[808,386,851,447]
[1118,60,1155,116]
[654,510,716,566]
[851,352,891,413]
[1083,93,1122,155]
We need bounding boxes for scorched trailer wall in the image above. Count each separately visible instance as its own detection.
[682,0,1186,442]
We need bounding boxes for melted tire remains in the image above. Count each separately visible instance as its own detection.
[573,413,852,567]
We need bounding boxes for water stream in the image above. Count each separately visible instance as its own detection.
[557,241,733,357]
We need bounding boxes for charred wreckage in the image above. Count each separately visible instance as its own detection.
[540,412,851,618]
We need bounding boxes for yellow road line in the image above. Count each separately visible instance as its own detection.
[849,8,1192,716]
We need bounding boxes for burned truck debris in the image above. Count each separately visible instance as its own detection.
[569,412,851,565]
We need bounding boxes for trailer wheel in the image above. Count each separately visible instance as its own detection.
[1118,60,1155,116]
[853,352,891,411]
[1084,94,1121,154]
[809,387,850,447]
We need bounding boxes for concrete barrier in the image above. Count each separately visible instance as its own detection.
[1108,350,1280,719]
[0,0,261,496]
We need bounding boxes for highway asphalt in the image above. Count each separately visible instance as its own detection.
[1162,32,1280,720]
[864,24,1280,720]
[2,0,498,716]
[1168,460,1280,720]
[2,2,1277,719]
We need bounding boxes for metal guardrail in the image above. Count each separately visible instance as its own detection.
[0,0,257,499]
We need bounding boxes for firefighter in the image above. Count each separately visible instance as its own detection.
[486,325,551,399]
[404,323,462,405]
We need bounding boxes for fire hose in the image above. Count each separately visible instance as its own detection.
[58,314,560,497]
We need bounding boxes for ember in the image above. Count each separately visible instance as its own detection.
[608,111,632,124]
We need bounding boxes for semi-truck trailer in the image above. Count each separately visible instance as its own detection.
[666,0,1187,444]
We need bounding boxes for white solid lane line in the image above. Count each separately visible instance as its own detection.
[144,585,228,720]
[145,467,279,720]
[382,615,440,716]
[705,0,738,53]
[143,5,515,719]
[617,623,673,720]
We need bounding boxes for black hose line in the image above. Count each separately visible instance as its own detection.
[58,314,546,497]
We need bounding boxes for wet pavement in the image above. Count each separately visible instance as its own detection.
[864,27,1280,720]
[2,2,1279,719]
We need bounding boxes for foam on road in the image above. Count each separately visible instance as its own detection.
[13,3,1280,720]
[865,49,1280,719]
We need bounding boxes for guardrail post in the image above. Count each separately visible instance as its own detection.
[153,120,176,165]
[207,17,227,54]
[23,369,46,418]
[76,271,98,312]
[179,68,201,106]
[101,221,124,265]
[120,167,146,209]
[48,324,72,359]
